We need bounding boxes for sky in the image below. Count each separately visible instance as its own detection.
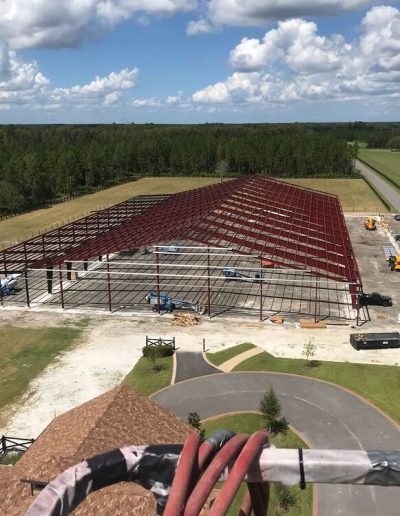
[1,1,400,123]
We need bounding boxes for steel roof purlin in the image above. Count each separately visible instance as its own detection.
[1,177,362,289]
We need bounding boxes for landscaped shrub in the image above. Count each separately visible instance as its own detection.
[142,344,174,358]
[274,483,297,513]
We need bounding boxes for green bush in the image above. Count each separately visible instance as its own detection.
[142,344,174,358]
[275,483,297,512]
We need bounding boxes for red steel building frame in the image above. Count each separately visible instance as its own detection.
[1,177,362,307]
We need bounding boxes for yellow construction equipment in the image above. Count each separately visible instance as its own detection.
[388,255,400,271]
[364,217,376,230]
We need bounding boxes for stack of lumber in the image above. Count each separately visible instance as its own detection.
[269,315,284,324]
[300,319,326,329]
[172,313,202,327]
[325,319,349,326]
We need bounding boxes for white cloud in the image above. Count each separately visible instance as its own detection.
[186,18,214,36]
[0,53,140,111]
[104,91,121,105]
[166,90,183,104]
[52,68,138,106]
[206,0,389,28]
[131,97,161,107]
[230,19,349,74]
[193,6,400,106]
[0,44,49,106]
[0,0,196,49]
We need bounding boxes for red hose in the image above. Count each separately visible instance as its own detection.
[208,431,268,516]
[183,434,249,516]
[166,431,270,515]
[164,433,202,516]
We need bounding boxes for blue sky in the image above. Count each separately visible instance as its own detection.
[1,1,400,123]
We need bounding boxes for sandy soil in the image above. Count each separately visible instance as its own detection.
[1,308,400,438]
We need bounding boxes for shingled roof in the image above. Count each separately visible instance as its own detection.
[1,385,192,515]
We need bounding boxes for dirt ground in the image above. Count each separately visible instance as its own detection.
[1,305,400,438]
[345,214,400,324]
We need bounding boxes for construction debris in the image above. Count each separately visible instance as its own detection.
[300,319,327,329]
[172,313,203,327]
[269,315,284,324]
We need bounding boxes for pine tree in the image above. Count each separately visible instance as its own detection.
[260,387,289,436]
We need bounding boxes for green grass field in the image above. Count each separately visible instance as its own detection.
[0,326,83,424]
[123,355,173,396]
[202,413,312,516]
[281,178,387,212]
[206,343,256,366]
[234,350,400,423]
[359,149,400,185]
[0,176,386,247]
[0,177,221,248]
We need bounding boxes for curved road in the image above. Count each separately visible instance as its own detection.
[153,372,400,516]
[356,159,400,212]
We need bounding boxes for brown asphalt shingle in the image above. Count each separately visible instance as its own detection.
[1,385,192,515]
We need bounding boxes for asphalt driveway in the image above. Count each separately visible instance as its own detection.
[153,372,400,516]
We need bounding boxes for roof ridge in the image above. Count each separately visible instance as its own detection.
[74,386,124,458]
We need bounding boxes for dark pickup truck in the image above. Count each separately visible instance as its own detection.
[350,332,400,350]
[358,292,392,307]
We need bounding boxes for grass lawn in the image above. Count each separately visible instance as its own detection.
[0,176,386,247]
[359,149,400,185]
[281,177,387,212]
[206,343,256,366]
[0,452,23,465]
[0,177,221,247]
[0,326,83,423]
[202,413,312,516]
[123,355,173,396]
[234,351,400,423]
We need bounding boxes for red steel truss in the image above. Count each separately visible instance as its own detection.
[1,177,362,288]
[1,194,169,274]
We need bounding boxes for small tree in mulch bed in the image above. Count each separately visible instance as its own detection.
[187,412,205,440]
[302,338,320,369]
[260,387,289,437]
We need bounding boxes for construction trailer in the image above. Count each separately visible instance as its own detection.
[0,177,363,322]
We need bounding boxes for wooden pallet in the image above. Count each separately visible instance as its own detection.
[300,319,327,329]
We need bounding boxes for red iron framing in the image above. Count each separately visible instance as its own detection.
[1,177,362,292]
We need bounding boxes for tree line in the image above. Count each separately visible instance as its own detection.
[309,121,400,149]
[0,124,358,215]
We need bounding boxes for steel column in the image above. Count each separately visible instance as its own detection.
[24,269,30,308]
[106,254,112,312]
[156,247,160,315]
[59,268,64,309]
[207,247,211,318]
[259,257,263,322]
[46,266,53,294]
[66,261,72,281]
